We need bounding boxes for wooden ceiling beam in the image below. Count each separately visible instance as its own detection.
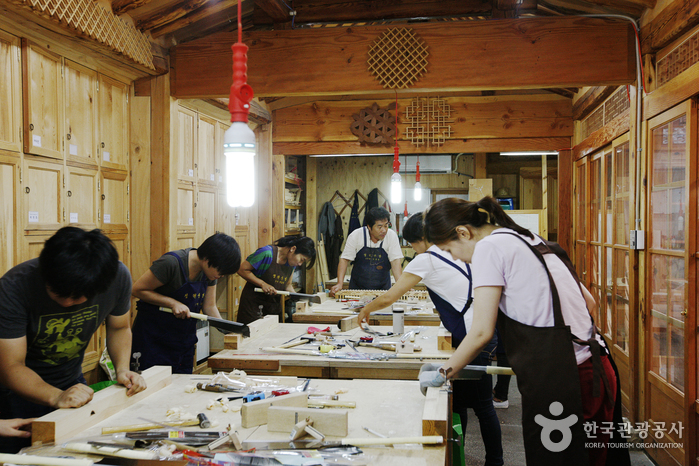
[171,17,635,99]
[640,0,699,54]
[572,85,616,120]
[112,0,152,16]
[253,0,492,25]
[135,0,212,32]
[149,0,239,38]
[254,0,291,24]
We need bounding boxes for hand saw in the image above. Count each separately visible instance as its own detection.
[159,307,250,336]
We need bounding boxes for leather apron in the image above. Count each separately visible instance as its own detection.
[131,252,209,374]
[349,227,391,290]
[237,246,294,325]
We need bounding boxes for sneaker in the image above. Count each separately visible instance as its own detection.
[493,396,509,409]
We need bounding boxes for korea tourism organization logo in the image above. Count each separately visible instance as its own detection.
[535,401,578,452]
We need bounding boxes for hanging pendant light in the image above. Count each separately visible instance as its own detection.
[414,157,422,201]
[224,0,256,207]
[390,92,401,204]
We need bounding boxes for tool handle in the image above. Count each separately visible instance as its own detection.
[308,400,356,408]
[159,307,208,321]
[0,453,93,466]
[485,366,515,376]
[341,435,443,446]
[254,287,290,296]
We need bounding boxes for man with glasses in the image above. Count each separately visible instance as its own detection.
[330,207,403,295]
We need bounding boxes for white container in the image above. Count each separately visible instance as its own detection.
[392,306,405,334]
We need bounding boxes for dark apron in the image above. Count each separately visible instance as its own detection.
[131,252,208,374]
[425,251,473,347]
[494,232,629,466]
[237,246,294,325]
[349,227,391,290]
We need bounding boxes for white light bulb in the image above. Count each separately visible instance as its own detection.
[414,181,422,201]
[224,122,256,207]
[391,172,402,204]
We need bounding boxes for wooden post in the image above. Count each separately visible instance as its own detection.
[257,123,273,247]
[557,149,573,255]
[541,154,548,240]
[474,153,487,179]
[150,74,171,260]
[305,156,318,293]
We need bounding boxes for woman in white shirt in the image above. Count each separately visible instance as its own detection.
[423,197,629,466]
[358,213,503,466]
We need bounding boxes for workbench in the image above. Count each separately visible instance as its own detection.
[291,298,442,327]
[208,321,453,380]
[25,373,447,466]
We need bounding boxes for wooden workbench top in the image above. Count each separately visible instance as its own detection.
[292,298,442,326]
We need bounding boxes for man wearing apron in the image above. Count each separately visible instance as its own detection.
[131,233,241,374]
[330,207,403,295]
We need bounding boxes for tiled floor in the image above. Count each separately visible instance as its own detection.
[460,376,657,465]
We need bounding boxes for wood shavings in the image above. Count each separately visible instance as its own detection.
[206,400,216,410]
[334,389,349,394]
[184,384,197,393]
[166,407,195,421]
[157,443,177,457]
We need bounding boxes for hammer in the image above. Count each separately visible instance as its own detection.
[101,412,212,434]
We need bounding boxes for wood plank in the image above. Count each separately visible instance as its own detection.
[247,314,280,339]
[273,138,572,156]
[240,391,308,428]
[150,0,239,39]
[644,60,699,120]
[150,75,171,260]
[254,0,290,23]
[572,109,630,160]
[422,386,448,438]
[437,329,452,351]
[572,86,616,121]
[257,124,274,247]
[32,366,172,444]
[112,0,152,15]
[267,406,348,436]
[170,17,636,98]
[339,315,359,332]
[640,0,699,54]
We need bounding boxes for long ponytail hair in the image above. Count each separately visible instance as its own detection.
[274,236,316,268]
[424,196,533,244]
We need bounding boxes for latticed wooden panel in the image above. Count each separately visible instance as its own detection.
[335,289,430,301]
[657,31,699,87]
[12,0,154,69]
[582,87,629,139]
[367,27,429,89]
[350,102,396,145]
[405,96,453,147]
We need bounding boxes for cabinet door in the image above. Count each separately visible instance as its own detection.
[0,155,20,275]
[174,106,197,182]
[100,170,129,230]
[177,181,195,233]
[98,75,129,170]
[195,186,216,246]
[23,158,63,230]
[20,233,52,263]
[215,122,229,188]
[197,115,216,186]
[65,61,97,166]
[22,40,63,159]
[0,31,22,153]
[107,231,130,270]
[81,323,103,374]
[66,166,98,228]
[217,190,235,235]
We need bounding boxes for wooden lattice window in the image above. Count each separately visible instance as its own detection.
[367,28,429,89]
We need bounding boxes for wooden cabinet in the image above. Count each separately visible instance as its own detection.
[100,170,129,230]
[177,181,195,233]
[22,40,63,160]
[197,115,216,186]
[65,60,98,166]
[283,156,305,236]
[0,155,20,275]
[215,121,229,188]
[20,233,51,263]
[66,166,98,228]
[0,31,22,153]
[175,106,197,183]
[195,186,216,247]
[98,75,129,170]
[23,158,63,230]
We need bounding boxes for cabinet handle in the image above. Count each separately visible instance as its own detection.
[67,134,71,140]
[101,142,105,148]
[29,124,34,131]
[101,194,105,200]
[25,187,30,194]
[67,190,72,197]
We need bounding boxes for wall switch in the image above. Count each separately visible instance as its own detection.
[630,230,645,250]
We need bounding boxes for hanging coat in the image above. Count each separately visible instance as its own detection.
[363,188,380,226]
[348,191,361,235]
[327,215,344,280]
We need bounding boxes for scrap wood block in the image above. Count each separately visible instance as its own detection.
[422,386,448,438]
[267,406,349,436]
[32,366,172,445]
[226,315,279,349]
[437,329,452,351]
[338,315,359,332]
[241,391,308,428]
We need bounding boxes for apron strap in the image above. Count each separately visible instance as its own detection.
[166,251,189,282]
[427,251,473,310]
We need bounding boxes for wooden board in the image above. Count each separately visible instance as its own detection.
[338,315,359,332]
[422,386,449,438]
[437,329,452,351]
[240,391,309,428]
[292,299,441,327]
[267,406,349,436]
[32,366,172,444]
[225,314,280,349]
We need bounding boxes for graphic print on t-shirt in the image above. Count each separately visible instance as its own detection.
[31,305,99,365]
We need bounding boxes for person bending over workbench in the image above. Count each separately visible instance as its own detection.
[0,227,146,453]
[236,236,315,325]
[330,207,403,295]
[358,213,503,466]
[131,233,241,374]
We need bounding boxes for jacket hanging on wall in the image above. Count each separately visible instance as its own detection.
[348,191,361,235]
[363,188,380,226]
[326,215,344,280]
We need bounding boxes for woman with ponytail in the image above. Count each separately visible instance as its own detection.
[236,236,316,324]
[423,197,629,466]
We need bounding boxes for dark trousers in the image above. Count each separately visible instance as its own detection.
[0,375,87,453]
[453,344,504,466]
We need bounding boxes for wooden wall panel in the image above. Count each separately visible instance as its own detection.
[0,31,21,153]
[130,91,151,283]
[65,60,98,166]
[0,154,19,276]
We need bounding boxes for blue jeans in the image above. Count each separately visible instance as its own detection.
[453,341,504,466]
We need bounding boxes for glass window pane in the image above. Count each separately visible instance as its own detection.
[605,248,612,337]
[670,116,686,184]
[614,249,629,353]
[576,163,586,240]
[576,241,587,285]
[591,158,602,242]
[591,245,602,327]
[614,142,630,245]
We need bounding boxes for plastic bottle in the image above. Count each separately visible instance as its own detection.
[392,306,405,334]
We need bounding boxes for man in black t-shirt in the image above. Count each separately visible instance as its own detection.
[0,227,146,452]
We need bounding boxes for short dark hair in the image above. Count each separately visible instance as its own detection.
[197,233,241,275]
[274,236,316,268]
[365,207,390,227]
[402,213,425,243]
[39,227,119,299]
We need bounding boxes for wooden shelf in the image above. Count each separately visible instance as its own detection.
[285,204,302,209]
[285,228,303,235]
